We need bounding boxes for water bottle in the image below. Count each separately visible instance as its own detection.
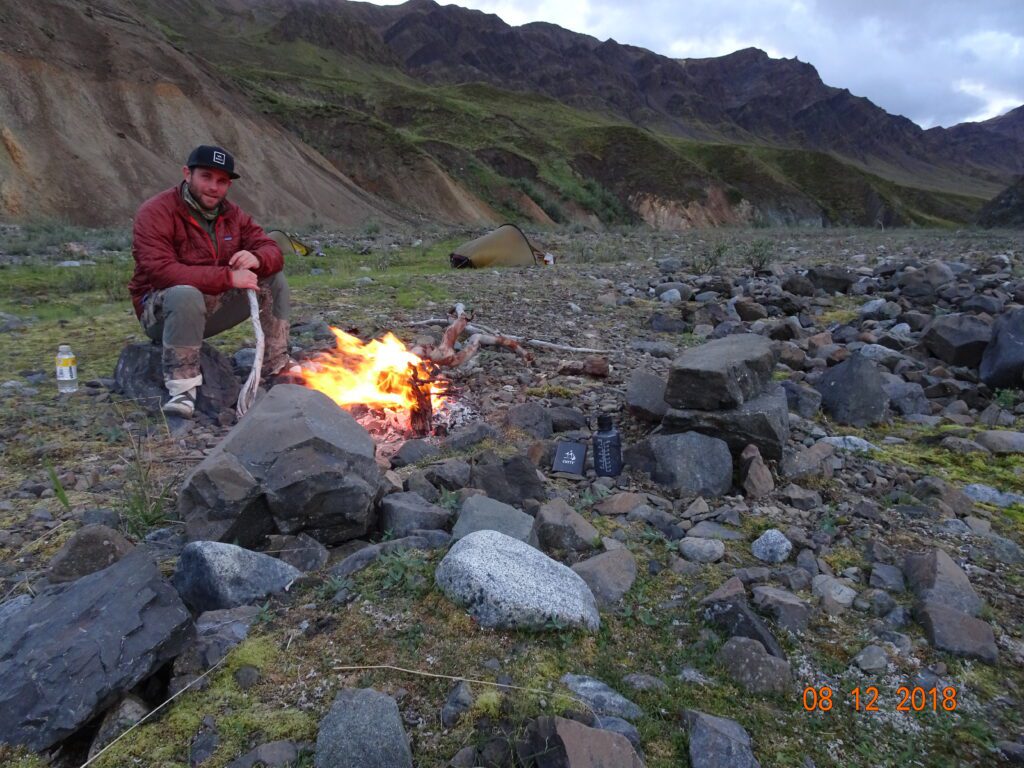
[593,414,623,477]
[56,344,78,393]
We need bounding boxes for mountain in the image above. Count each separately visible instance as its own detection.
[0,0,1018,229]
[978,176,1024,228]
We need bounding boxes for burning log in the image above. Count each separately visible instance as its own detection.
[408,364,434,437]
[409,303,535,368]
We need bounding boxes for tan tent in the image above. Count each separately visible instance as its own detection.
[267,229,312,257]
[449,224,546,268]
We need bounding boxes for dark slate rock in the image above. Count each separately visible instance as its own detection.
[328,531,451,579]
[703,598,786,659]
[571,549,637,606]
[881,374,930,416]
[649,312,688,333]
[506,402,554,439]
[425,458,472,490]
[624,432,733,497]
[265,533,329,572]
[751,585,809,633]
[922,314,992,368]
[0,549,192,751]
[172,541,301,613]
[816,353,890,426]
[559,674,642,720]
[716,637,792,694]
[548,406,588,432]
[47,524,134,583]
[534,498,599,553]
[782,273,815,296]
[517,716,644,767]
[380,492,451,537]
[442,420,499,452]
[470,454,546,507]
[441,681,474,728]
[916,603,998,664]
[665,334,777,410]
[807,265,854,294]
[178,385,382,547]
[452,496,537,544]
[0,595,32,626]
[390,439,439,468]
[662,385,790,461]
[114,341,239,417]
[683,710,761,768]
[981,308,1024,388]
[314,688,413,768]
[227,740,311,768]
[626,371,669,422]
[904,548,983,616]
[780,380,822,418]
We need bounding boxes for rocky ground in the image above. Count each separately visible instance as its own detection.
[1,226,1023,768]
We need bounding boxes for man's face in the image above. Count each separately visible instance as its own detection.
[182,165,232,209]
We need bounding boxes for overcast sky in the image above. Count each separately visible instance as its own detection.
[380,0,1023,128]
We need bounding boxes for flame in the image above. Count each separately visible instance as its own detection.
[299,327,445,415]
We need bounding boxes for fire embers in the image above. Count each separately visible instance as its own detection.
[299,327,447,437]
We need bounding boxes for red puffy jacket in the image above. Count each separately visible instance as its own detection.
[128,186,284,317]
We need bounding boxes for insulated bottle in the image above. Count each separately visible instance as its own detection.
[593,414,623,477]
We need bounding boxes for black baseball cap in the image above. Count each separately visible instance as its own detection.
[186,145,239,179]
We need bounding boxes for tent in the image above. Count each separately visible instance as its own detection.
[267,229,313,257]
[449,224,549,268]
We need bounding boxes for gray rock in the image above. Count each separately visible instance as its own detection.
[441,681,474,728]
[265,533,328,572]
[114,341,238,417]
[179,385,382,547]
[679,537,725,563]
[0,595,32,627]
[881,375,931,416]
[751,529,792,563]
[807,265,854,293]
[548,406,588,432]
[227,740,310,768]
[820,435,877,453]
[916,603,998,664]
[442,421,499,452]
[425,459,472,491]
[662,385,790,461]
[87,694,149,759]
[716,637,792,695]
[518,716,645,766]
[922,313,992,368]
[812,575,858,613]
[452,495,537,545]
[852,645,888,674]
[751,586,809,633]
[381,492,451,537]
[172,541,301,613]
[687,520,745,540]
[740,444,775,498]
[626,371,669,422]
[534,498,599,553]
[329,531,450,579]
[963,483,1024,508]
[390,439,439,468]
[869,563,905,592]
[780,380,822,418]
[170,605,261,695]
[816,354,890,426]
[559,674,642,720]
[624,432,733,497]
[904,548,983,616]
[470,454,546,507]
[976,430,1024,454]
[47,524,134,583]
[703,592,786,659]
[435,530,600,631]
[571,549,637,606]
[314,688,413,768]
[683,709,762,768]
[0,550,192,751]
[665,333,777,410]
[507,402,554,438]
[980,308,1024,388]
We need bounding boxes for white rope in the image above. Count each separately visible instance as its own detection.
[236,288,264,418]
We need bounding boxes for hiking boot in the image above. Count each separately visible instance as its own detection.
[162,388,196,418]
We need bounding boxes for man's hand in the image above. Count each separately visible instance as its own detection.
[229,268,258,290]
[229,250,260,271]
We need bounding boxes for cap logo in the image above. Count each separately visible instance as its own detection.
[213,151,226,165]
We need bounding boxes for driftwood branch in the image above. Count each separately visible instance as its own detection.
[407,307,608,356]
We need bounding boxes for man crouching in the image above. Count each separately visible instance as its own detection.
[128,144,291,417]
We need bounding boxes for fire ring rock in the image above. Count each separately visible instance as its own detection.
[178,385,383,547]
[435,530,600,631]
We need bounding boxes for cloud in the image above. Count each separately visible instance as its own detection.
[374,0,1023,127]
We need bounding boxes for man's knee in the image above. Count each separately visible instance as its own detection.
[266,272,290,319]
[162,285,206,319]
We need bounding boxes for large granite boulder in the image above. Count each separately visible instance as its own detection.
[665,334,777,410]
[114,341,239,417]
[922,314,992,368]
[981,308,1024,388]
[815,353,889,426]
[624,432,733,497]
[178,385,383,547]
[0,549,193,751]
[662,385,790,461]
[435,530,600,631]
[314,688,413,768]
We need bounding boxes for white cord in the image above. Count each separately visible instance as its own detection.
[236,288,264,418]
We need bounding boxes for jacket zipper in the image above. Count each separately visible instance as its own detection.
[186,214,220,263]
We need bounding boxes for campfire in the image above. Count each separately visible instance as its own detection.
[299,327,448,437]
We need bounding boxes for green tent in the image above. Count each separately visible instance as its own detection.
[449,224,547,268]
[267,229,312,257]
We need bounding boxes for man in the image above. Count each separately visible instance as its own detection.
[129,144,291,417]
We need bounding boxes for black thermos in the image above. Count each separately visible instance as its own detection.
[593,414,623,477]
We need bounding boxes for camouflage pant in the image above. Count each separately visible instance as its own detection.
[140,272,290,391]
